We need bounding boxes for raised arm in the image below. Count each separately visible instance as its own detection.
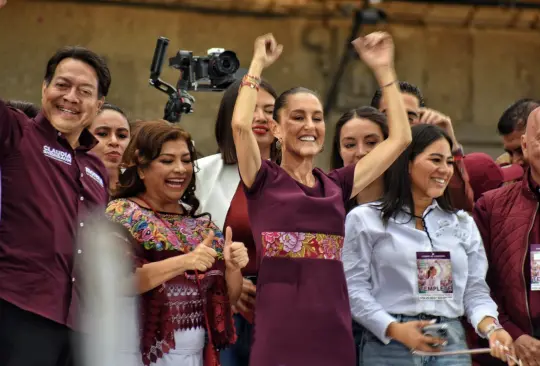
[349,32,412,199]
[231,34,283,188]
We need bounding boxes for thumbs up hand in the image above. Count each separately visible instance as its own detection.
[183,230,218,272]
[223,227,249,271]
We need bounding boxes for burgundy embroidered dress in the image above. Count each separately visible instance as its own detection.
[245,160,356,366]
[105,199,235,366]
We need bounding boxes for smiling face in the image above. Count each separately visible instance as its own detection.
[251,88,276,150]
[339,117,385,167]
[90,109,130,171]
[139,138,194,204]
[409,137,454,202]
[41,58,104,138]
[272,92,325,158]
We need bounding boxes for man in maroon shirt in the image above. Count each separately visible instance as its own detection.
[0,12,111,365]
[474,108,540,365]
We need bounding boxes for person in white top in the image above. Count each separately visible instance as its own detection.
[342,124,515,365]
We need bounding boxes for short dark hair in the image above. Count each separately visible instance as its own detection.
[497,98,540,135]
[376,124,454,225]
[273,87,320,123]
[330,106,388,170]
[215,78,278,165]
[6,100,39,118]
[371,81,425,109]
[44,46,111,98]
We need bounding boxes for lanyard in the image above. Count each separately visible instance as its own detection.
[411,207,435,250]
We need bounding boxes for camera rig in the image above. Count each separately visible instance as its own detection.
[149,36,240,123]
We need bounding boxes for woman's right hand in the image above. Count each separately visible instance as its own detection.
[386,320,446,353]
[235,277,257,313]
[252,33,283,70]
[182,231,218,272]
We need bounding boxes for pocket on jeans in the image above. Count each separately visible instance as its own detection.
[361,329,382,346]
[446,320,466,346]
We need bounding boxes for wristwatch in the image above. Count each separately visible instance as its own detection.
[483,320,503,339]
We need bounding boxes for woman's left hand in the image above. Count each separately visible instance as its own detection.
[223,226,249,271]
[489,329,516,365]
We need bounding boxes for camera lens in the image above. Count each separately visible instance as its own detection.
[211,51,239,76]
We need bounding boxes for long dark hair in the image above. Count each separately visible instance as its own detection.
[215,78,279,164]
[114,120,201,216]
[330,106,388,170]
[377,124,454,224]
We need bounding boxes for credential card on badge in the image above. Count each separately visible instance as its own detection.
[416,251,454,300]
[531,244,540,291]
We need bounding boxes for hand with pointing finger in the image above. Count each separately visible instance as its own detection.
[418,108,458,147]
[223,227,249,272]
[182,230,218,272]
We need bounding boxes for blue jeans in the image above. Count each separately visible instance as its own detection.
[360,315,471,366]
[219,313,252,366]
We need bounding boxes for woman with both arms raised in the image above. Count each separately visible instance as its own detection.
[231,31,412,365]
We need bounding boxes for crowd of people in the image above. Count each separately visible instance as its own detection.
[0,1,539,365]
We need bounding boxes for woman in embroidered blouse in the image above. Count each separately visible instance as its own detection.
[342,124,515,365]
[231,32,412,365]
[105,120,248,366]
[196,78,278,366]
[89,102,131,194]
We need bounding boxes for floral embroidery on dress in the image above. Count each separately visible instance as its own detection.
[261,232,344,260]
[106,198,224,258]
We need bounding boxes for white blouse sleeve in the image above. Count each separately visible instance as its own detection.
[342,207,397,344]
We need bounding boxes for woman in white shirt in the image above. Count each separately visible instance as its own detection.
[342,124,515,365]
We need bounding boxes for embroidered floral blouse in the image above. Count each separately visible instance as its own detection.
[105,198,235,366]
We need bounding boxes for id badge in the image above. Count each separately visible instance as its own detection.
[531,244,540,291]
[417,252,454,300]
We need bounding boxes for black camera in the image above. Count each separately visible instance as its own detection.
[149,37,240,123]
[169,48,239,91]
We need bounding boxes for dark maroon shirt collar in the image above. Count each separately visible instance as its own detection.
[35,112,99,151]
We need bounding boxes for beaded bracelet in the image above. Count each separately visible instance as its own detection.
[239,74,261,91]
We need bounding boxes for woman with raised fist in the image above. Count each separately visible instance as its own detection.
[231,31,412,365]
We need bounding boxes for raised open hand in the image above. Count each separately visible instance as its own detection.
[352,31,394,72]
[252,33,283,69]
